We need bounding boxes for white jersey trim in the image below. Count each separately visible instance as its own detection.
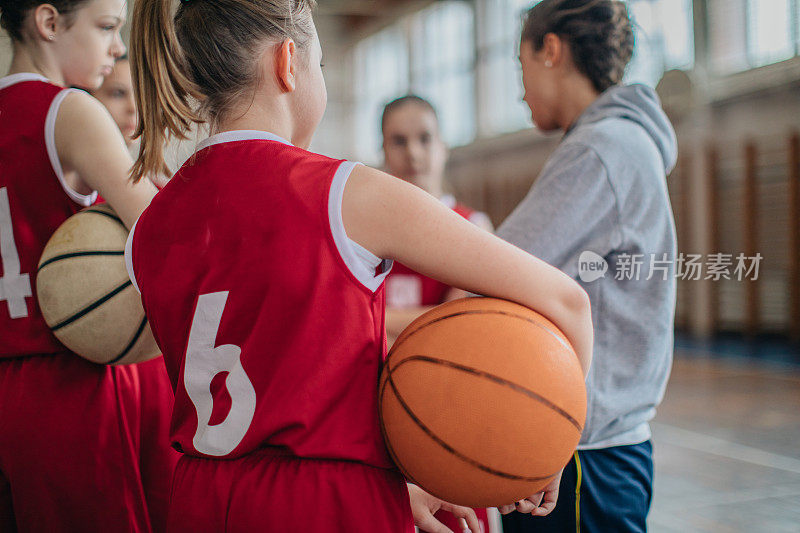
[196,130,292,152]
[329,161,392,293]
[124,218,141,294]
[45,89,98,207]
[0,74,97,206]
[0,72,50,90]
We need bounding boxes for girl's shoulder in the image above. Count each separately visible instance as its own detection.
[56,89,121,132]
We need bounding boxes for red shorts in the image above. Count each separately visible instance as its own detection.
[136,357,181,533]
[0,353,177,533]
[167,449,414,533]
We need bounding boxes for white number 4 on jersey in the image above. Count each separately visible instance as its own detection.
[0,187,32,319]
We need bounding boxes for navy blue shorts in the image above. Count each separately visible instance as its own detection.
[502,441,653,533]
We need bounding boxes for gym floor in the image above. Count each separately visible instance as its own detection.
[648,337,800,532]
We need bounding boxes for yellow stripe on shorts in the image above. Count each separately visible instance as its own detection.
[574,451,582,533]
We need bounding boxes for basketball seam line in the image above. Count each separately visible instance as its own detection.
[378,370,430,488]
[107,314,149,365]
[51,280,133,331]
[39,250,125,270]
[83,208,124,226]
[379,401,425,488]
[391,355,583,432]
[390,310,574,358]
[380,361,564,483]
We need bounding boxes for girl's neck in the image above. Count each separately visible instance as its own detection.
[557,76,601,132]
[215,95,301,148]
[7,44,64,86]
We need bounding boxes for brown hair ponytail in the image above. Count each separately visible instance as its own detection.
[130,0,317,183]
[522,0,634,94]
[130,0,201,182]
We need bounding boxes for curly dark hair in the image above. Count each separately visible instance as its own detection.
[521,0,634,93]
[0,0,91,42]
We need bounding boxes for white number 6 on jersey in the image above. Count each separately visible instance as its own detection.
[185,291,256,456]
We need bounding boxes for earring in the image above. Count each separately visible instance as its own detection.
[48,35,55,41]
[545,60,553,68]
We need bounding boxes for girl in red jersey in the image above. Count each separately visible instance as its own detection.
[91,54,181,533]
[0,1,172,531]
[381,95,499,533]
[126,1,594,532]
[381,96,493,340]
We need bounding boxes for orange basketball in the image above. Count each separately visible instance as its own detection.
[379,297,586,508]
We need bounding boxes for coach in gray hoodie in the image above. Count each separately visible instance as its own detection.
[498,2,677,533]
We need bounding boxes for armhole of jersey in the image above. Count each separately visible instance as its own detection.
[124,218,141,294]
[45,88,99,207]
[328,161,393,293]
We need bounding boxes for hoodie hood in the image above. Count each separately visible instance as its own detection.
[570,84,678,173]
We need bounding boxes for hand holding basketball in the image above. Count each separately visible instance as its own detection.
[408,484,482,533]
[498,470,562,516]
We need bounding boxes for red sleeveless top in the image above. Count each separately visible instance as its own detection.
[0,74,97,358]
[128,131,395,468]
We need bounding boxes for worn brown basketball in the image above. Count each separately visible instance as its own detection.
[36,204,160,365]
[379,297,586,508]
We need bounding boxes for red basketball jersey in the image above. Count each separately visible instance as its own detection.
[0,74,97,358]
[128,131,396,469]
[386,197,490,307]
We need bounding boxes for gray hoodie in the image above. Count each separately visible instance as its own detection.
[497,84,678,449]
